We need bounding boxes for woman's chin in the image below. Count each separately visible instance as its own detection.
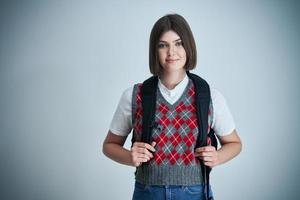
[162,66,185,73]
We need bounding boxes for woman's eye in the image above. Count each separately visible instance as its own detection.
[158,43,168,48]
[175,41,182,47]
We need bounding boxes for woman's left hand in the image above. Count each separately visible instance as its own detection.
[194,146,219,167]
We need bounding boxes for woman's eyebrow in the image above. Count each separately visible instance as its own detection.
[159,38,181,43]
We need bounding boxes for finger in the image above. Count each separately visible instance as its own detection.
[194,150,209,156]
[133,142,145,147]
[132,155,148,165]
[195,154,212,161]
[195,147,203,152]
[194,152,200,157]
[151,141,156,148]
[195,152,216,161]
[136,157,148,163]
[137,154,151,161]
[205,146,216,151]
[204,161,214,167]
[136,148,153,158]
[200,152,214,157]
[145,142,156,152]
[195,146,215,152]
[135,142,156,152]
[194,153,202,158]
[194,152,207,157]
[202,156,214,162]
[195,147,208,152]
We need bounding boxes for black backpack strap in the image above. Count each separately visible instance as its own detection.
[202,128,217,200]
[187,71,217,200]
[130,76,158,173]
[140,76,158,144]
[186,71,210,147]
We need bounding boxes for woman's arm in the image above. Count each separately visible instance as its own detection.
[215,129,242,165]
[102,131,156,167]
[195,129,242,167]
[102,131,132,166]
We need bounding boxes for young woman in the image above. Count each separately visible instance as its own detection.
[103,14,242,200]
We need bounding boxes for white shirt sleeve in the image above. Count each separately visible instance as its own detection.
[109,86,134,136]
[211,88,236,136]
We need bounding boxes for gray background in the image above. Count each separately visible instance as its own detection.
[0,0,299,199]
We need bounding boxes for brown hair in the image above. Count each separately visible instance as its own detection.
[149,14,197,76]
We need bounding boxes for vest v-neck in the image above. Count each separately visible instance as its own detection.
[158,75,189,105]
[157,79,192,108]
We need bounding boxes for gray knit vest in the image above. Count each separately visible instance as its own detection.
[131,79,212,185]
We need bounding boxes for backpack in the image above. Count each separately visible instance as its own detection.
[132,71,218,200]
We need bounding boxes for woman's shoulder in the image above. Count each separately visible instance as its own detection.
[210,87,224,99]
[120,83,143,102]
[210,87,228,107]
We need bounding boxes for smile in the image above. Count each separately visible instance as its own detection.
[166,59,179,63]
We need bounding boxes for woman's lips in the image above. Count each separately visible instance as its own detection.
[166,59,179,63]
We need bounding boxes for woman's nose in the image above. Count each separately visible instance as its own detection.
[168,45,175,56]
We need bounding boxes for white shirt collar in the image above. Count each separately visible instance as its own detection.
[158,74,189,98]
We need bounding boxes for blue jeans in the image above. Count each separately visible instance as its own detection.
[132,181,214,200]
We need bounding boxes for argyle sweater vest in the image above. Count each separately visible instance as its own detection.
[132,78,212,185]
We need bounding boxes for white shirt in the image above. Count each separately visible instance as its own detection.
[109,74,235,137]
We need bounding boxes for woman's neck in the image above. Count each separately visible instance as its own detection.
[159,70,186,90]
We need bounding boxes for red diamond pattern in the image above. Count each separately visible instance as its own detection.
[186,116,198,130]
[186,104,196,113]
[137,84,142,104]
[170,132,182,147]
[172,115,185,130]
[154,150,166,165]
[175,102,186,113]
[135,123,142,134]
[159,103,169,115]
[168,150,180,165]
[183,132,196,147]
[159,115,170,127]
[182,150,195,165]
[155,132,168,148]
[188,87,195,97]
[135,108,142,120]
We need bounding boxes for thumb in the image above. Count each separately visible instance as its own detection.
[151,141,156,147]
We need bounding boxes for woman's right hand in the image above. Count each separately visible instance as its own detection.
[130,141,156,167]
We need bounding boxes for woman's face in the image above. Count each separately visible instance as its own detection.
[158,30,187,74]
